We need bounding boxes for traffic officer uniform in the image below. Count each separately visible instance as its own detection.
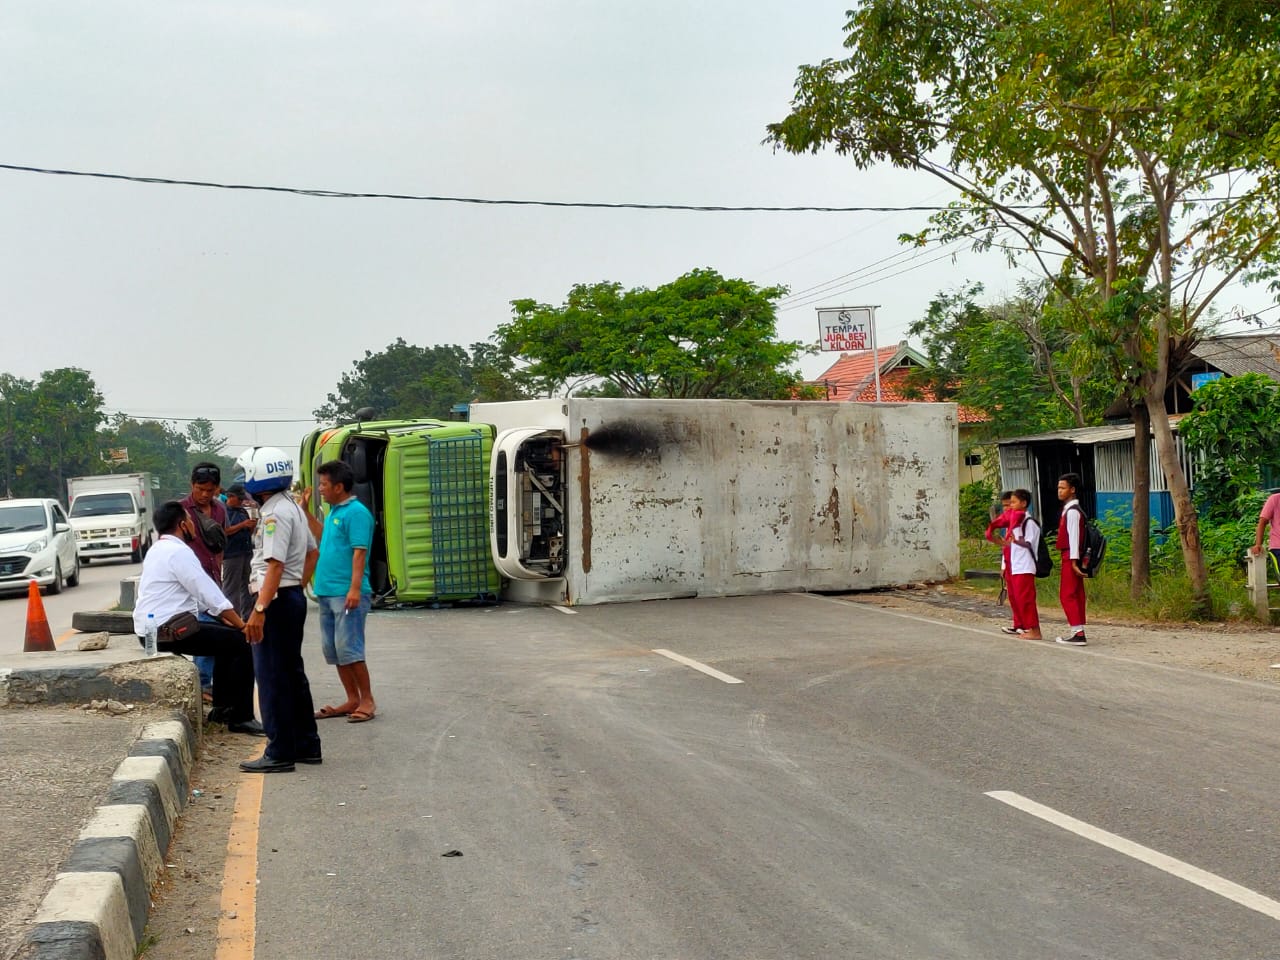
[249,489,322,766]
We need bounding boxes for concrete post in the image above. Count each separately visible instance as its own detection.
[119,577,139,612]
[1245,551,1270,623]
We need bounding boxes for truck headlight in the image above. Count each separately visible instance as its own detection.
[26,536,48,553]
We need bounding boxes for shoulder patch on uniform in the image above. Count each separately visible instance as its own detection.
[265,518,277,536]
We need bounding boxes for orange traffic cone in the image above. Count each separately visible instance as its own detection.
[23,580,56,652]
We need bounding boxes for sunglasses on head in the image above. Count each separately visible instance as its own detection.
[192,467,221,484]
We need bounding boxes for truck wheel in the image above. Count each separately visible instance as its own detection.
[131,545,142,563]
[48,560,63,595]
[67,556,81,587]
[140,535,152,559]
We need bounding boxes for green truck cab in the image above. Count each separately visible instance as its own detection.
[298,418,502,605]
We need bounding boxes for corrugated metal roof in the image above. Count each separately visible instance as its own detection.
[1191,334,1280,381]
[998,415,1186,447]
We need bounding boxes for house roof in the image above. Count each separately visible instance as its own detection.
[810,341,987,423]
[811,342,922,399]
[1190,333,1280,381]
[997,414,1187,446]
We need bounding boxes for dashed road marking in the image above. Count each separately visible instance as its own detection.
[987,790,1280,923]
[652,648,743,684]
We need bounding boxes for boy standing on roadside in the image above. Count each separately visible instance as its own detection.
[1056,472,1088,646]
[1004,489,1043,640]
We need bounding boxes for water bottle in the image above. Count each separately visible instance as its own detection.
[144,614,158,658]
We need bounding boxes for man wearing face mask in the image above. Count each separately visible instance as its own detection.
[133,500,263,735]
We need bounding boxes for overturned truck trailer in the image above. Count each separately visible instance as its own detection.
[474,398,958,606]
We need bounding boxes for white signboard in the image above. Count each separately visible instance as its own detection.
[816,306,874,353]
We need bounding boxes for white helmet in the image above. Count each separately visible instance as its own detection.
[237,446,294,497]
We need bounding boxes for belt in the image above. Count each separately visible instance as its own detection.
[277,584,304,592]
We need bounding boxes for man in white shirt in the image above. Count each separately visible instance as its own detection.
[134,500,262,734]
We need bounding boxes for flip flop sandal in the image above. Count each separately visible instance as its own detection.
[347,710,376,723]
[1000,626,1021,635]
[315,705,353,719]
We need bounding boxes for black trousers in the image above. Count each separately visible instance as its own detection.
[251,586,321,763]
[140,620,256,723]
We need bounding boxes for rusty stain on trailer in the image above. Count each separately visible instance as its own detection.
[578,426,592,573]
[824,486,842,543]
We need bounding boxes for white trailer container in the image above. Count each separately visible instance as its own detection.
[66,472,157,563]
[473,398,958,605]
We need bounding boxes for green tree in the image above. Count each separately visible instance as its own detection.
[182,418,237,484]
[768,0,1280,610]
[0,368,104,498]
[1178,373,1280,523]
[498,268,812,399]
[904,282,1108,439]
[0,374,36,497]
[315,340,529,422]
[185,418,226,460]
[96,415,193,501]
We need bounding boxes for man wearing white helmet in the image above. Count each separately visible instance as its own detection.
[238,446,322,774]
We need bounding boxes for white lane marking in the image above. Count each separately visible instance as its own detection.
[986,790,1280,922]
[807,595,1280,691]
[652,648,744,684]
[551,605,577,615]
[802,594,995,638]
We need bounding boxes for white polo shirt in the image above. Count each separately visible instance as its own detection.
[133,535,233,635]
[1009,515,1042,577]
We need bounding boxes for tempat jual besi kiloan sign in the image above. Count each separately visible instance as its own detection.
[816,306,876,353]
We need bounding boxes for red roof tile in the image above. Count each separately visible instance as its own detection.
[808,344,987,424]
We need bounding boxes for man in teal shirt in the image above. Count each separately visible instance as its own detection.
[303,460,378,723]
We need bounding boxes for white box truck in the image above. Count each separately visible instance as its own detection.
[66,472,157,563]
[472,398,959,605]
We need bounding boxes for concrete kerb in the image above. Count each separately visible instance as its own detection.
[0,635,202,733]
[22,713,197,960]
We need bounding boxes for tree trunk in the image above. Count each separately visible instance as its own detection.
[1130,400,1151,596]
[1145,390,1209,612]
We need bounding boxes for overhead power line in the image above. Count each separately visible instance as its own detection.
[107,411,318,424]
[0,161,1029,214]
[1,162,1250,216]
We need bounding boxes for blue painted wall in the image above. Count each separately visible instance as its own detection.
[1095,491,1176,528]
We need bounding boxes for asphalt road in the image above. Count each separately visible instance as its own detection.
[0,557,131,652]
[249,594,1280,960]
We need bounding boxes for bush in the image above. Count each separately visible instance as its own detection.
[959,480,996,539]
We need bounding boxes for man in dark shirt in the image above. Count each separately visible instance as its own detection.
[180,462,227,585]
[222,484,257,618]
[181,462,228,699]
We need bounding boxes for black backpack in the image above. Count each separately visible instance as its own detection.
[1020,516,1054,579]
[1067,504,1107,577]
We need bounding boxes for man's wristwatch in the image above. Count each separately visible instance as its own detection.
[253,603,267,614]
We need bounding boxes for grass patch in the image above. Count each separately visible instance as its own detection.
[954,538,1260,624]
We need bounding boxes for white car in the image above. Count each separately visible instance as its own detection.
[0,498,81,595]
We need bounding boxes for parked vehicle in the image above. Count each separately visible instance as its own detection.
[297,419,501,605]
[66,473,156,564]
[0,497,80,595]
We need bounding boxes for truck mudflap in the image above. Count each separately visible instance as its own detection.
[491,428,567,581]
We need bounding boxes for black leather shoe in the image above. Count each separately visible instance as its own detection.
[296,755,323,765]
[227,720,266,736]
[239,756,295,774]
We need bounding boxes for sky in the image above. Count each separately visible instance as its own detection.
[3,1,1277,455]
